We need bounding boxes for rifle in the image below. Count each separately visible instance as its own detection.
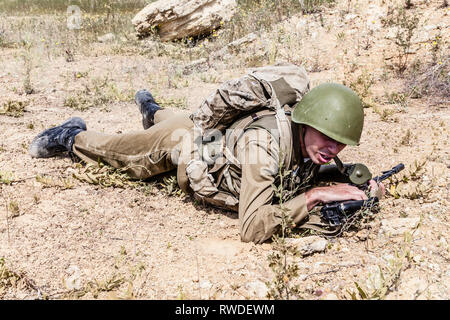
[320,163,405,227]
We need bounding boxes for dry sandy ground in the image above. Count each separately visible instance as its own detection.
[0,0,449,299]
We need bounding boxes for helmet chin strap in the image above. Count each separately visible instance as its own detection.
[333,155,346,173]
[297,124,307,160]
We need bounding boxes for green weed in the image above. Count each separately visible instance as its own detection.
[0,100,28,117]
[64,77,133,111]
[71,162,146,189]
[8,201,20,217]
[387,160,433,200]
[160,175,184,197]
[0,258,40,299]
[383,6,420,74]
[347,233,413,300]
[153,95,188,110]
[222,0,334,43]
[0,172,14,185]
[266,160,302,300]
[385,92,408,108]
[346,71,375,108]
[36,175,75,190]
[0,0,148,15]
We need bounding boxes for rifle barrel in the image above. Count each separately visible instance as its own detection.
[373,163,405,183]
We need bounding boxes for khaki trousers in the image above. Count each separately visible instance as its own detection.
[72,109,194,192]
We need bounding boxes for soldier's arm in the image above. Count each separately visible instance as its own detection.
[237,129,310,244]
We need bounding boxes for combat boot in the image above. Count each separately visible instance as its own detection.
[135,89,162,129]
[29,117,86,158]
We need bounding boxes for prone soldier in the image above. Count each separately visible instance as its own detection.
[29,65,386,243]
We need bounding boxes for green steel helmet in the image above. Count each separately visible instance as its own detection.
[292,83,364,146]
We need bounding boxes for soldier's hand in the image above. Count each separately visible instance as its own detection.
[368,179,386,199]
[306,184,367,210]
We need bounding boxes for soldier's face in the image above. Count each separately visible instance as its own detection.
[302,126,346,164]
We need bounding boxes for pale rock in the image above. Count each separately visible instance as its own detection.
[399,278,428,299]
[245,280,268,299]
[287,236,328,257]
[15,293,29,299]
[324,293,339,300]
[297,262,310,269]
[413,254,422,263]
[314,262,326,270]
[97,33,116,43]
[295,19,307,32]
[64,265,82,290]
[132,0,237,41]
[428,263,441,272]
[366,265,383,292]
[428,214,438,223]
[379,217,421,236]
[345,13,358,21]
[227,33,257,52]
[183,58,208,75]
[200,279,212,290]
[424,25,436,31]
[299,274,308,281]
[218,221,227,228]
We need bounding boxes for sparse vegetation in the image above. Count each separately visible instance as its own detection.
[22,44,35,94]
[0,258,41,299]
[0,0,148,15]
[64,77,134,111]
[387,160,433,200]
[0,171,14,185]
[382,6,420,74]
[0,100,28,117]
[160,175,184,197]
[386,91,408,108]
[406,55,449,100]
[346,71,375,108]
[153,94,188,110]
[8,201,20,217]
[266,163,302,300]
[71,162,148,189]
[348,233,414,300]
[36,175,75,190]
[222,0,335,43]
[62,247,145,299]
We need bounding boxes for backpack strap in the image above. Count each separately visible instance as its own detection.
[275,107,293,170]
[220,107,293,171]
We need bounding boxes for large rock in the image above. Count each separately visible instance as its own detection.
[286,236,328,257]
[132,0,237,41]
[379,217,421,236]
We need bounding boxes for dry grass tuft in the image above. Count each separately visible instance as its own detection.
[0,100,28,117]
